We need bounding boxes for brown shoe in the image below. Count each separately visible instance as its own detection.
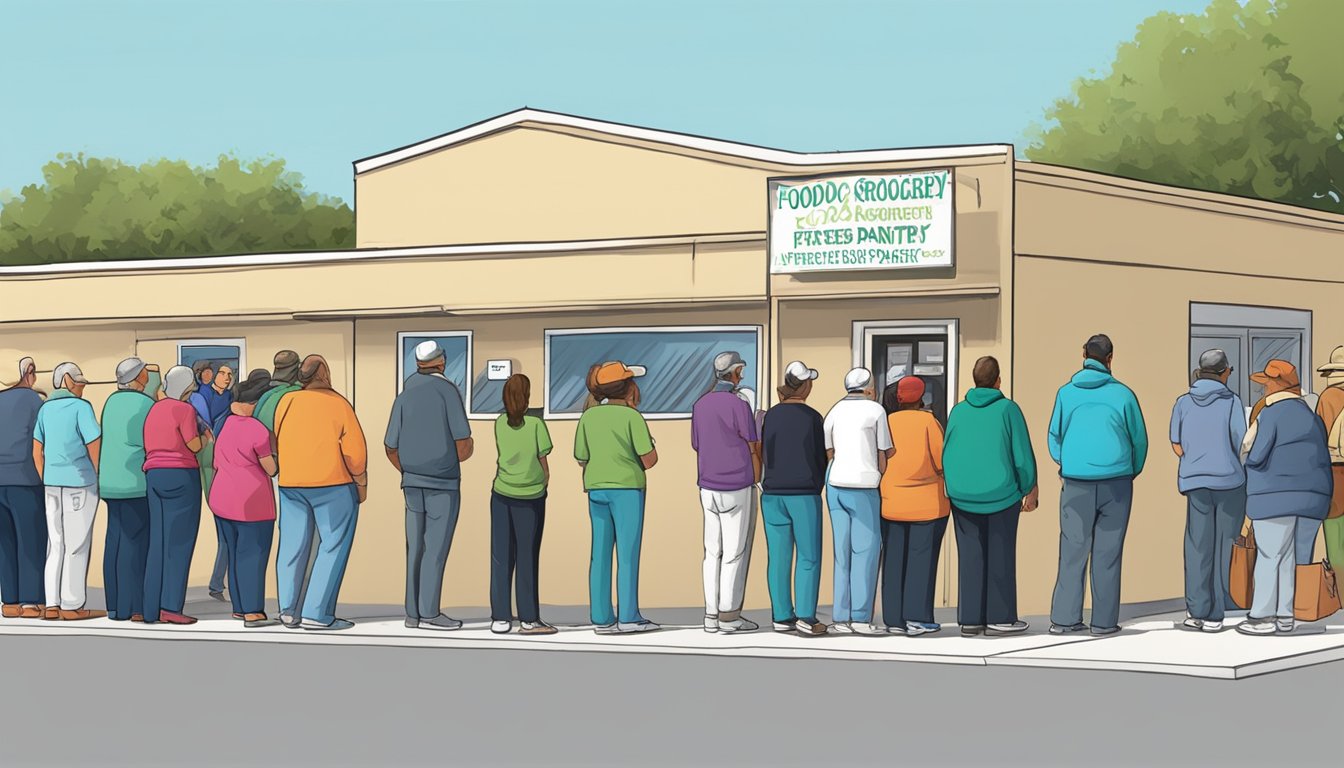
[19,605,43,619]
[1,604,21,618]
[796,619,829,636]
[129,614,144,623]
[58,609,107,621]
[42,606,60,620]
[518,621,559,636]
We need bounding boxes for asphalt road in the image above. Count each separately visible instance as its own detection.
[0,630,1331,767]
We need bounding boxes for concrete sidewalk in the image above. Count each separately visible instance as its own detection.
[6,590,1342,680]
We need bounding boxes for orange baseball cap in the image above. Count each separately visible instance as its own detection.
[593,361,647,386]
[1250,359,1300,388]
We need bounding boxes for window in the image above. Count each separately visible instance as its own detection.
[469,361,507,415]
[1189,303,1312,408]
[397,331,470,396]
[178,339,245,380]
[544,326,762,419]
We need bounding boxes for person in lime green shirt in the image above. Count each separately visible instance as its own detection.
[574,361,660,634]
[489,374,557,636]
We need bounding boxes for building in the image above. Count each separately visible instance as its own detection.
[1,108,1339,615]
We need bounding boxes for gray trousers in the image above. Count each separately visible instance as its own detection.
[1184,487,1246,622]
[1050,476,1133,630]
[1250,516,1322,621]
[405,488,461,620]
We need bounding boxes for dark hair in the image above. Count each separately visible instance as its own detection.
[973,356,1001,389]
[192,360,214,380]
[1084,334,1114,362]
[503,374,530,428]
[777,377,811,401]
[234,369,272,404]
[881,382,902,414]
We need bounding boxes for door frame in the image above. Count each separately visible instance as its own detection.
[851,318,959,421]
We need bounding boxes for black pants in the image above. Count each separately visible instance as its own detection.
[880,517,947,627]
[952,503,1021,626]
[104,497,150,620]
[490,492,546,623]
[0,485,46,606]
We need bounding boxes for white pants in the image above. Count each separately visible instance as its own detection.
[701,487,756,620]
[44,485,99,610]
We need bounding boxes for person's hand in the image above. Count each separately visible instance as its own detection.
[1022,486,1040,513]
[356,484,368,504]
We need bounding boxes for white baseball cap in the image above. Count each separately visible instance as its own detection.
[844,367,873,392]
[713,351,746,377]
[414,340,445,363]
[18,357,35,380]
[783,361,818,385]
[52,362,88,389]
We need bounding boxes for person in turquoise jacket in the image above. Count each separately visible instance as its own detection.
[943,356,1038,637]
[1047,334,1148,637]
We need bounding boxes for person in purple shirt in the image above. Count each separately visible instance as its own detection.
[690,351,762,634]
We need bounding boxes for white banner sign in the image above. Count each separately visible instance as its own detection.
[769,169,954,274]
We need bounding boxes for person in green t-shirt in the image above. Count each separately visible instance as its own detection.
[99,357,162,621]
[490,374,557,636]
[574,361,660,634]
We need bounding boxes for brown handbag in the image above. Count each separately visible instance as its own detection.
[1230,529,1256,610]
[1294,560,1343,622]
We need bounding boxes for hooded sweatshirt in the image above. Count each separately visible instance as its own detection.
[942,388,1038,514]
[1168,378,1247,494]
[1048,359,1148,481]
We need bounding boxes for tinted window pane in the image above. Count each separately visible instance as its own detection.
[400,335,469,393]
[180,345,241,376]
[547,329,759,415]
[471,367,506,414]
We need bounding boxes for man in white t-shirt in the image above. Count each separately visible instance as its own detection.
[823,367,894,635]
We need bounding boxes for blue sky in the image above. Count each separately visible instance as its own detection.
[1,0,1213,204]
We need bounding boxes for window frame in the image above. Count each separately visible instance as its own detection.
[397,330,499,419]
[542,324,764,421]
[176,338,247,377]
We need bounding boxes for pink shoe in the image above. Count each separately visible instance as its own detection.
[157,611,198,625]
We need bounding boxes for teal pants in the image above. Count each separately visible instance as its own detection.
[761,494,823,624]
[588,489,646,626]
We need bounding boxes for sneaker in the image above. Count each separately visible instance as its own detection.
[279,613,299,628]
[886,624,908,635]
[404,617,418,629]
[830,622,855,634]
[905,622,941,636]
[1202,620,1224,633]
[772,619,797,632]
[960,624,986,637]
[1277,618,1295,634]
[703,615,719,633]
[795,619,828,636]
[244,615,280,628]
[1049,622,1088,635]
[717,617,759,634]
[986,621,1029,636]
[1090,625,1120,636]
[1181,616,1204,631]
[301,618,354,631]
[419,615,463,631]
[209,590,228,603]
[853,622,886,636]
[1237,619,1278,636]
[519,621,558,635]
[490,620,513,634]
[617,620,661,634]
[593,623,620,635]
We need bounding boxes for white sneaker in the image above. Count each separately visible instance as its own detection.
[1277,618,1295,633]
[703,615,719,633]
[1237,619,1278,636]
[490,620,512,634]
[830,622,855,634]
[772,620,795,632]
[617,620,661,634]
[1181,615,1203,631]
[853,622,886,636]
[1202,620,1224,633]
[717,617,759,634]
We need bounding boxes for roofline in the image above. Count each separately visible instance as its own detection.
[352,107,1013,175]
[0,232,767,278]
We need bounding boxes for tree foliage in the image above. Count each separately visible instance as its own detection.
[0,155,354,265]
[1026,0,1344,212]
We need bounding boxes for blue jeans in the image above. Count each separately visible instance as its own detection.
[0,485,47,606]
[760,494,823,624]
[825,485,882,623]
[1050,476,1133,631]
[278,485,359,625]
[1184,487,1246,623]
[144,469,202,622]
[104,497,150,620]
[587,489,645,626]
[216,517,274,616]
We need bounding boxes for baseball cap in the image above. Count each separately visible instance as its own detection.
[844,367,873,392]
[713,351,746,377]
[1197,349,1230,375]
[18,357,35,380]
[897,375,926,404]
[115,357,147,386]
[593,361,646,385]
[414,341,445,363]
[1250,359,1300,389]
[52,362,87,390]
[783,361,819,386]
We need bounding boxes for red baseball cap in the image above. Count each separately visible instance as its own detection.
[897,375,926,404]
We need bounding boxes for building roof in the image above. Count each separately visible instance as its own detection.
[353,107,1014,175]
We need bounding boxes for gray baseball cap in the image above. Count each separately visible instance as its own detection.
[52,362,87,390]
[115,357,147,387]
[1198,349,1230,375]
[713,351,746,377]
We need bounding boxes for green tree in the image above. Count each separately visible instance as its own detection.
[1026,0,1344,212]
[0,154,354,265]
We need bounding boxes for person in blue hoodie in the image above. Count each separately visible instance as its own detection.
[1047,334,1148,636]
[1237,360,1333,636]
[1169,349,1246,633]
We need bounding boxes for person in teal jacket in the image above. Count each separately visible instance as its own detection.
[1047,334,1148,637]
[943,356,1038,637]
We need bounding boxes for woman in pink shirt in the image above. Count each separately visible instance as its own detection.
[208,371,279,627]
